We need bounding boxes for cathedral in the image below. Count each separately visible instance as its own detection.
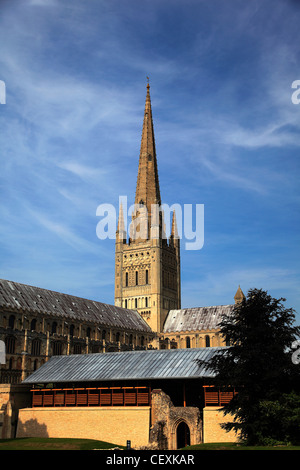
[0,83,245,447]
[0,83,243,384]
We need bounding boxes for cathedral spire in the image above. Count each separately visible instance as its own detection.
[115,82,181,334]
[135,83,161,222]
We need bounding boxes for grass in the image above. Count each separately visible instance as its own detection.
[182,442,300,450]
[0,438,299,451]
[0,437,126,450]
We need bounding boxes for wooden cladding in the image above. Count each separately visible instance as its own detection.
[203,385,236,406]
[31,386,151,408]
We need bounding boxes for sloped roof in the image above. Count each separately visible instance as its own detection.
[0,279,152,333]
[163,305,233,333]
[23,347,227,383]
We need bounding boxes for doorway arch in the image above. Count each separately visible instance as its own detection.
[176,421,190,449]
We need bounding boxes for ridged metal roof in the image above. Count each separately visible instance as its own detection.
[163,305,233,333]
[23,347,227,383]
[0,279,152,333]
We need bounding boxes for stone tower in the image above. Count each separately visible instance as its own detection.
[114,83,181,335]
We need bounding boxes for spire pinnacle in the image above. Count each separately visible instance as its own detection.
[171,210,179,239]
[134,83,161,231]
[116,202,126,241]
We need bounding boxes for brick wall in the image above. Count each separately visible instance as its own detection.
[203,406,238,443]
[16,407,151,448]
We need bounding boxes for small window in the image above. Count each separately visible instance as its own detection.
[8,315,15,329]
[136,271,138,286]
[135,298,138,309]
[145,269,149,284]
[32,338,41,356]
[145,297,148,307]
[5,336,16,354]
[125,299,127,308]
[73,343,81,354]
[52,341,62,355]
[51,322,57,335]
[186,337,191,348]
[125,272,129,287]
[205,335,210,347]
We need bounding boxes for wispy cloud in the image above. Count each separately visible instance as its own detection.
[1,0,299,323]
[182,265,299,310]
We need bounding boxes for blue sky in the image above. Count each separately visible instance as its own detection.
[1,0,300,324]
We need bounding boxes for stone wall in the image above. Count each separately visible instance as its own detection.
[0,384,31,438]
[150,389,202,450]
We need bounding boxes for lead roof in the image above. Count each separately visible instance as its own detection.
[0,279,152,333]
[23,347,227,383]
[163,305,233,333]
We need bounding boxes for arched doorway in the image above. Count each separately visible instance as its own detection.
[176,421,190,449]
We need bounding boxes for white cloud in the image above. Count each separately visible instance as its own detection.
[57,162,108,182]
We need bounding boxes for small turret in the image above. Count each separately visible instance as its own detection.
[234,285,245,304]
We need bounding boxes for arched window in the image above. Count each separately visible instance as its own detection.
[102,330,106,341]
[125,272,129,287]
[135,298,138,309]
[125,299,127,308]
[145,297,148,307]
[145,269,149,284]
[52,341,62,355]
[30,319,37,331]
[205,335,210,347]
[116,332,120,342]
[70,324,74,337]
[86,327,91,338]
[135,271,138,286]
[186,337,190,348]
[32,338,41,356]
[5,336,16,354]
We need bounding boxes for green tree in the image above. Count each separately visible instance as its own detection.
[201,288,300,445]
